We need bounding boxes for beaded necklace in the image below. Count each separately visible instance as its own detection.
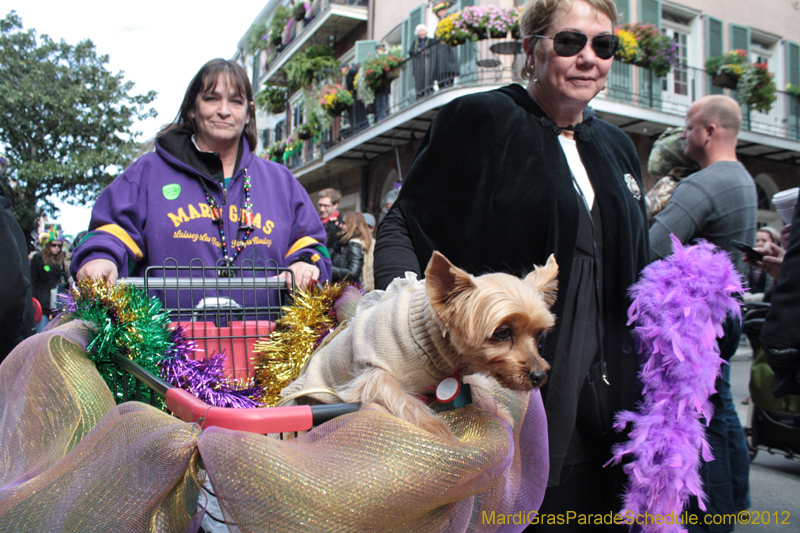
[203,167,255,265]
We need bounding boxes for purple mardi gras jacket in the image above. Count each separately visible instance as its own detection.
[71,131,331,284]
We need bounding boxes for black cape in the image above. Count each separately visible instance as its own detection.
[374,84,650,476]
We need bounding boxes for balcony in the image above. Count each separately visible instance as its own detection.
[279,40,800,183]
[261,0,368,86]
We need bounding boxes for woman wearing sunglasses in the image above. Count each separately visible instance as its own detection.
[374,0,648,528]
[31,231,68,333]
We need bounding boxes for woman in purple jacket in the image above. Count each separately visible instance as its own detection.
[72,59,330,288]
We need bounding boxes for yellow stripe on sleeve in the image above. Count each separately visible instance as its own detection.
[95,224,144,261]
[285,236,320,258]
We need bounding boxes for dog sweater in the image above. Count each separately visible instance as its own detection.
[281,283,460,403]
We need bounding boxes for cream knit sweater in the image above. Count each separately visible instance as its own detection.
[281,283,459,403]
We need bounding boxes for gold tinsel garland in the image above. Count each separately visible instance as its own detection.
[253,283,353,406]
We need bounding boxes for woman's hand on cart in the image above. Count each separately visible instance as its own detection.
[76,258,119,285]
[282,261,320,290]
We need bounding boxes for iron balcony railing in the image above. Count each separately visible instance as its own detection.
[281,39,800,171]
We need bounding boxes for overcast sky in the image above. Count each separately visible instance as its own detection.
[1,0,267,237]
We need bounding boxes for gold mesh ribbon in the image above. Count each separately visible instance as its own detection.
[0,321,548,532]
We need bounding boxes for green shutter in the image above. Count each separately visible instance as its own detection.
[730,24,749,55]
[355,40,381,65]
[252,50,262,89]
[456,0,477,82]
[610,0,633,100]
[706,17,723,59]
[786,41,799,86]
[400,5,426,105]
[705,17,724,95]
[639,0,660,27]
[613,0,630,24]
[637,0,661,108]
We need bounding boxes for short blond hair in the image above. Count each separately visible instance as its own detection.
[520,0,619,80]
[318,188,341,205]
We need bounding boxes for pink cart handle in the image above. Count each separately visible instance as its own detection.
[165,387,313,433]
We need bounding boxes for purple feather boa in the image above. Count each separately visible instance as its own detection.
[608,235,743,533]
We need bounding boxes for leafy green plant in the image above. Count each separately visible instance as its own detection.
[354,46,404,104]
[265,141,284,162]
[284,44,339,89]
[254,84,287,115]
[737,62,777,113]
[245,22,269,55]
[786,83,800,100]
[615,23,679,78]
[706,51,777,112]
[318,84,354,117]
[293,1,308,21]
[705,49,749,84]
[0,12,157,247]
[269,5,291,45]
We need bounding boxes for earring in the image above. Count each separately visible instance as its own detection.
[533,78,538,84]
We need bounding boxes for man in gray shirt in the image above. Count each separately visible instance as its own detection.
[650,94,756,531]
[650,95,757,274]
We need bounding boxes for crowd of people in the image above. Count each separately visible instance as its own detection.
[1,0,799,530]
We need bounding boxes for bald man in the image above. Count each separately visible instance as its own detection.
[650,95,757,272]
[649,95,756,529]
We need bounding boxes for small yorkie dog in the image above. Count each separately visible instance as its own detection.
[282,251,558,440]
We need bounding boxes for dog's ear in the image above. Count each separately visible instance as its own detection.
[425,251,475,314]
[524,254,559,307]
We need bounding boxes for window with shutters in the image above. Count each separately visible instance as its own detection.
[749,31,779,82]
[658,5,698,107]
[661,26,688,96]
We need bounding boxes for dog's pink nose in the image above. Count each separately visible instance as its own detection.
[529,370,547,388]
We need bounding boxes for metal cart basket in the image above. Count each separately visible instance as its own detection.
[99,258,359,436]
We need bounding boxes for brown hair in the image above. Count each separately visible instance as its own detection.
[519,0,619,80]
[339,211,372,251]
[318,188,342,205]
[42,240,65,268]
[159,59,257,150]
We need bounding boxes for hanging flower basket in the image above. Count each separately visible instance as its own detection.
[435,12,471,46]
[460,5,516,42]
[354,47,405,105]
[737,62,777,113]
[319,84,354,117]
[293,3,307,21]
[296,123,313,140]
[614,23,679,78]
[712,72,738,90]
[705,50,747,90]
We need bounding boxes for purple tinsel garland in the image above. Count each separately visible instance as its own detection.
[159,326,265,409]
[608,235,743,533]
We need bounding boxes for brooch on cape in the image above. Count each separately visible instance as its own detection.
[624,173,642,200]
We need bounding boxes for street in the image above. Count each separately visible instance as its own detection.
[729,345,800,532]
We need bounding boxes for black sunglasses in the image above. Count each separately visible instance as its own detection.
[533,31,618,60]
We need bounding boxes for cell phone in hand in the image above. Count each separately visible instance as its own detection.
[730,240,764,261]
